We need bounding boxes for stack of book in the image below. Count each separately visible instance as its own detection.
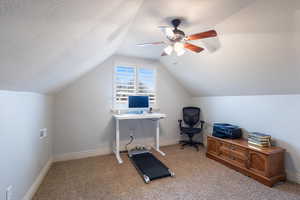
[248,132,271,147]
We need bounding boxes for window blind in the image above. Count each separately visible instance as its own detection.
[137,68,156,103]
[114,66,156,106]
[114,66,136,104]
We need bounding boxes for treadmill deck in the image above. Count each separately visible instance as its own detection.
[129,151,175,183]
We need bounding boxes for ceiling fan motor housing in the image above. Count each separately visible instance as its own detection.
[172,30,185,42]
[171,19,181,28]
[170,19,185,42]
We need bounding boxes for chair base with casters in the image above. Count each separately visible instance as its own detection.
[178,107,205,151]
[179,138,202,151]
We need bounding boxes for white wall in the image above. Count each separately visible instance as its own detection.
[53,55,191,158]
[0,91,53,200]
[192,95,300,183]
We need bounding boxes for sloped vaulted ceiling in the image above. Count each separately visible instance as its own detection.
[159,0,300,96]
[0,0,143,93]
[1,0,300,96]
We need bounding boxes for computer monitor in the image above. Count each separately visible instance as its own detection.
[128,96,149,109]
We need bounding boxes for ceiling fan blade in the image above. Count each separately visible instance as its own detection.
[158,26,174,39]
[184,43,204,53]
[136,41,165,46]
[187,30,217,41]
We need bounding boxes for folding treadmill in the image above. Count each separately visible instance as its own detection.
[128,150,175,183]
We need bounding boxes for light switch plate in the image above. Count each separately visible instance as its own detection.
[39,128,47,139]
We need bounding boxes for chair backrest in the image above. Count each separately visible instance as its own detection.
[183,107,200,127]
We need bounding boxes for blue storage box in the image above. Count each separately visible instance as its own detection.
[212,123,242,139]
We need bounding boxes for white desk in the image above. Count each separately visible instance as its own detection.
[113,113,167,164]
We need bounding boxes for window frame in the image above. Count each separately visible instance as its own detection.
[113,65,157,109]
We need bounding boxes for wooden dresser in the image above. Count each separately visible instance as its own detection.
[206,136,286,187]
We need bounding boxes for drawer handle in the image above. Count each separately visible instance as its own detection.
[229,155,235,160]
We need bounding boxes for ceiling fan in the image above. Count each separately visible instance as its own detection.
[137,19,218,56]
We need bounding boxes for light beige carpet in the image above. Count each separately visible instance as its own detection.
[33,145,300,200]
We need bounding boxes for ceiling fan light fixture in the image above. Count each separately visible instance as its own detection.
[164,45,173,55]
[176,48,185,56]
[174,42,184,51]
[165,28,174,38]
[174,42,185,56]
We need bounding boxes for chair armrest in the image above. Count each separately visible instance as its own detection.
[200,120,205,129]
[178,119,182,128]
[178,119,183,135]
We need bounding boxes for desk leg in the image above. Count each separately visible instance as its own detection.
[155,119,166,156]
[115,119,123,164]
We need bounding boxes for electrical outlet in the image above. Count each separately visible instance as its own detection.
[6,185,12,200]
[39,128,47,139]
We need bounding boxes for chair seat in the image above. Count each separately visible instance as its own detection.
[180,127,202,134]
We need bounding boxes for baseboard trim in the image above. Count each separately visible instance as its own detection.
[287,171,300,184]
[53,137,179,162]
[23,158,53,200]
[53,145,112,162]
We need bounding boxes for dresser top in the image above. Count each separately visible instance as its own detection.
[208,135,285,155]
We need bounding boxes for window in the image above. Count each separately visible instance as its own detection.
[114,66,156,107]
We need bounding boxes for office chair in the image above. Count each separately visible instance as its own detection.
[178,107,205,151]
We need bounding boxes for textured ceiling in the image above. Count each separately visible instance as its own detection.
[0,0,143,93]
[117,0,254,59]
[1,0,300,96]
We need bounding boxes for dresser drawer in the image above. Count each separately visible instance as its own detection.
[230,145,248,160]
[219,142,231,160]
[219,143,248,167]
[230,146,248,167]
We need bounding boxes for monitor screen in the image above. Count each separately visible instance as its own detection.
[128,96,149,108]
